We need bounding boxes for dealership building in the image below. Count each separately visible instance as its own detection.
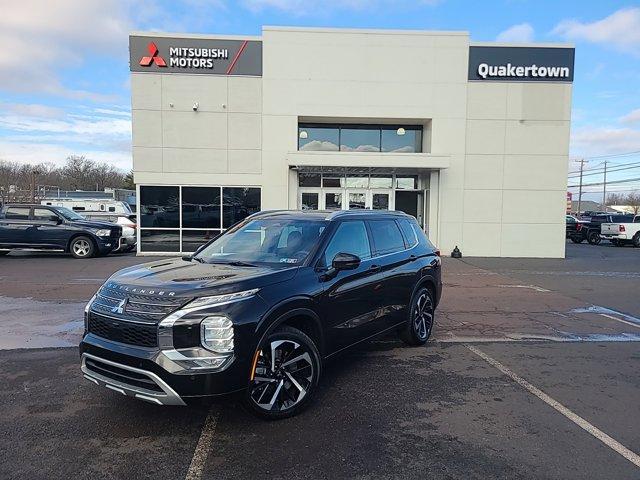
[130,26,574,257]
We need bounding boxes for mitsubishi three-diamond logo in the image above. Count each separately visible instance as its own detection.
[111,299,127,315]
[139,42,167,67]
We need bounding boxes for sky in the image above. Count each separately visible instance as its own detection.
[1,0,639,201]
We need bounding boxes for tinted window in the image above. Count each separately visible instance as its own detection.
[611,215,632,222]
[182,187,221,228]
[324,221,371,265]
[381,127,421,153]
[139,230,180,252]
[222,187,261,228]
[298,173,321,187]
[5,207,30,220]
[340,128,380,152]
[33,209,59,222]
[182,230,221,253]
[298,127,339,151]
[368,219,405,255]
[398,218,418,247]
[140,186,179,228]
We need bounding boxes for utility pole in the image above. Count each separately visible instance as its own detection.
[577,159,587,215]
[602,161,608,211]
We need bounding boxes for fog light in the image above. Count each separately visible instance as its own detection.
[201,316,234,353]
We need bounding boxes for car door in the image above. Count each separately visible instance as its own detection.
[31,208,68,248]
[317,220,384,352]
[0,206,33,246]
[366,218,416,330]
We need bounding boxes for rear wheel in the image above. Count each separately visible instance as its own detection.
[633,233,640,248]
[400,287,435,346]
[0,250,9,256]
[69,236,96,259]
[587,231,601,245]
[570,236,584,244]
[244,326,321,420]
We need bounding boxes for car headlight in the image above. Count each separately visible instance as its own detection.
[185,288,259,309]
[94,229,111,237]
[201,316,234,353]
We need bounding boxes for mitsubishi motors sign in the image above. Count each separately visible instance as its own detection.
[129,35,262,76]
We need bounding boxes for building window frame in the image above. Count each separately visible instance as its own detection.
[298,123,423,153]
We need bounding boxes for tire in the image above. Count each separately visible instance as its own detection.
[570,236,584,244]
[610,239,621,247]
[0,250,9,256]
[587,231,601,245]
[69,236,96,259]
[633,233,640,248]
[244,326,321,420]
[400,286,435,346]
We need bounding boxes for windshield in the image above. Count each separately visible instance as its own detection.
[52,207,85,221]
[195,218,327,266]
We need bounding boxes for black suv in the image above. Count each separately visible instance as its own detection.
[0,204,122,258]
[80,210,442,418]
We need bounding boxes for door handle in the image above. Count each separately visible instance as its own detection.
[409,254,417,261]
[369,264,381,273]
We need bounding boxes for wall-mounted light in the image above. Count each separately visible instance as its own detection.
[396,127,406,136]
[299,130,308,139]
[192,102,199,111]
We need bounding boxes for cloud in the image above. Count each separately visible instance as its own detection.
[571,126,640,156]
[496,23,534,43]
[620,108,640,125]
[241,0,440,14]
[0,0,131,99]
[0,103,66,119]
[552,7,640,56]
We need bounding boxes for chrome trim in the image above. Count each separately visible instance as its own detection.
[123,308,166,316]
[81,353,186,406]
[88,309,156,325]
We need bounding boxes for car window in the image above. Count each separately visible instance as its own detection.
[5,207,30,220]
[323,220,371,265]
[398,218,418,247]
[611,215,632,222]
[368,219,405,255]
[33,208,59,222]
[566,216,576,223]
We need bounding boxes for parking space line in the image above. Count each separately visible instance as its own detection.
[465,344,640,469]
[599,313,640,330]
[185,407,220,480]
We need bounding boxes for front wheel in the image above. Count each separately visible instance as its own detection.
[400,287,435,346]
[244,326,321,420]
[587,231,601,245]
[69,236,96,259]
[0,250,9,256]
[633,233,640,248]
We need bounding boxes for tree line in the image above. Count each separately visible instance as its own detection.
[0,155,134,194]
[606,192,640,214]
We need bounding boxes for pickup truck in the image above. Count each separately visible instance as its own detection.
[601,215,640,247]
[0,204,122,258]
[575,213,635,245]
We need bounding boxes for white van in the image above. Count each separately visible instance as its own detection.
[41,199,133,215]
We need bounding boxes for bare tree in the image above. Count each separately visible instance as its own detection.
[605,192,625,206]
[627,191,640,215]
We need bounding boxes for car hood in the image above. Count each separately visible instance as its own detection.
[72,219,117,229]
[106,258,299,298]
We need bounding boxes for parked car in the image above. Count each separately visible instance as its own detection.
[0,204,122,258]
[41,199,133,215]
[566,215,588,243]
[80,210,442,419]
[82,212,137,252]
[574,213,634,245]
[600,215,640,247]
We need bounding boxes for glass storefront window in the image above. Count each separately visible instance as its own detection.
[369,175,393,188]
[298,127,339,151]
[396,176,419,189]
[322,175,344,188]
[340,128,380,152]
[381,128,421,153]
[298,173,321,187]
[345,174,369,188]
[139,230,180,252]
[325,192,343,210]
[372,193,390,210]
[181,187,221,228]
[182,230,221,253]
[301,193,319,210]
[348,192,367,209]
[223,187,261,228]
[140,186,179,228]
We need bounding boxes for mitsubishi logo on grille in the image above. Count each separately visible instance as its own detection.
[111,299,127,315]
[139,42,167,67]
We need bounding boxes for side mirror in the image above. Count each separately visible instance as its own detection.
[54,217,63,224]
[182,255,193,261]
[332,252,361,271]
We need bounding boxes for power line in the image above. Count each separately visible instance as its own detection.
[568,162,640,178]
[568,176,640,188]
[575,150,640,161]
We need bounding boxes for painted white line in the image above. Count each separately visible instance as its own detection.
[465,344,640,469]
[599,313,640,330]
[497,284,551,293]
[185,408,219,480]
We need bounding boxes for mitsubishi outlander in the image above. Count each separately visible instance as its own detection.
[80,210,442,419]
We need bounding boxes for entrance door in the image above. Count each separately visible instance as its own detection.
[346,189,368,210]
[395,191,424,227]
[370,190,394,210]
[299,189,320,210]
[322,189,344,210]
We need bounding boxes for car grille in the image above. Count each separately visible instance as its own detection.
[90,284,189,323]
[88,312,158,347]
[84,356,163,392]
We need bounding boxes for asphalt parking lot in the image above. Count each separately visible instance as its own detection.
[1,243,639,479]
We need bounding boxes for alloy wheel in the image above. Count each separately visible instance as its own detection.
[249,339,314,412]
[413,292,434,341]
[73,239,91,257]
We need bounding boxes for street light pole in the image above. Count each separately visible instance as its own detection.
[577,159,587,215]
